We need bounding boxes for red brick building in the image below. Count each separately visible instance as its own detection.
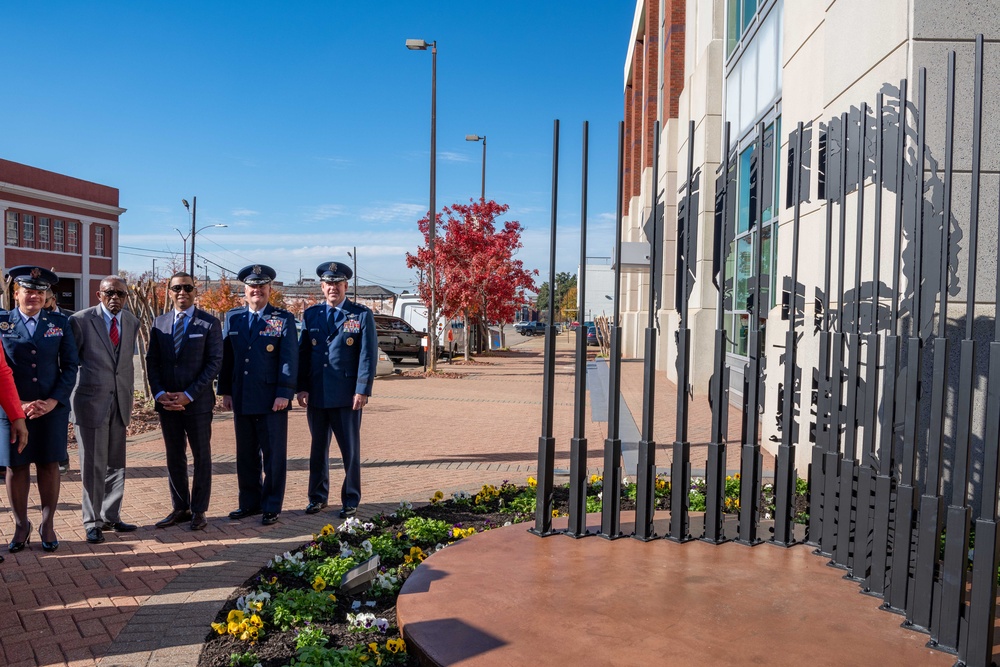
[1,158,124,309]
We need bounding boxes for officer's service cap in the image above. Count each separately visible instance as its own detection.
[237,264,276,285]
[316,261,352,283]
[7,265,58,290]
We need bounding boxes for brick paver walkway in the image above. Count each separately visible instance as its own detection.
[0,331,745,666]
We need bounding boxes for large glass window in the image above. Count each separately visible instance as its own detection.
[95,226,105,256]
[724,118,781,356]
[22,214,35,246]
[5,212,18,246]
[38,217,50,249]
[53,220,64,252]
[68,221,79,253]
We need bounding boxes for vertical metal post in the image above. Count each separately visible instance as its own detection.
[599,121,627,540]
[868,78,907,599]
[858,94,886,590]
[704,122,733,545]
[668,120,697,543]
[834,104,868,573]
[807,123,836,549]
[771,123,806,547]
[634,120,661,541]
[887,67,928,615]
[910,53,956,635]
[939,36,982,657]
[820,115,850,557]
[965,38,1000,664]
[737,121,767,546]
[531,119,560,537]
[565,122,592,538]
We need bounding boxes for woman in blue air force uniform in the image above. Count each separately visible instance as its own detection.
[0,266,79,553]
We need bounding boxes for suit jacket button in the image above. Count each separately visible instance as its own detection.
[244,371,249,375]
[245,358,250,363]
[31,363,36,368]
[32,377,38,382]
[30,349,36,355]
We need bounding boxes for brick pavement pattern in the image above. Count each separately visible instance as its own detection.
[0,332,747,666]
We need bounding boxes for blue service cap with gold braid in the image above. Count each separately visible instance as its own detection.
[237,264,276,285]
[7,265,59,290]
[316,261,352,283]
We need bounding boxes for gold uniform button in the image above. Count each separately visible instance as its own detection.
[266,344,275,352]
[312,338,317,346]
[346,338,354,346]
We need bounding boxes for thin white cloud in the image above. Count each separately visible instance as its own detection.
[230,208,258,217]
[358,203,426,224]
[438,151,470,163]
[300,204,346,222]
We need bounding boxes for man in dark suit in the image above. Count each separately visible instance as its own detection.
[218,264,298,526]
[297,261,378,518]
[70,276,140,544]
[147,272,223,531]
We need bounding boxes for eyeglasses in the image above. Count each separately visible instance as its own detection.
[101,289,127,298]
[169,284,195,293]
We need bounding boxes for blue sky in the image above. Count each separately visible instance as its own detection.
[2,2,632,292]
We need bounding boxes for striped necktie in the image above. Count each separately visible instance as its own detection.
[174,313,186,354]
[109,317,120,347]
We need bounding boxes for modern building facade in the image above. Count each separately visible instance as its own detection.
[621,0,1000,468]
[1,158,125,310]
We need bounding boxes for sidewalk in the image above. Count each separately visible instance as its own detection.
[0,332,741,666]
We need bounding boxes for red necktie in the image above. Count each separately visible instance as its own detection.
[110,317,120,347]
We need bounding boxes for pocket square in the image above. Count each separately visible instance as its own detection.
[189,333,204,338]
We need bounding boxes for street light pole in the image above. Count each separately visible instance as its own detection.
[465,134,487,201]
[174,219,227,276]
[407,37,438,372]
[348,247,358,301]
[182,197,197,276]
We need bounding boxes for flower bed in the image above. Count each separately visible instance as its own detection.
[199,475,806,667]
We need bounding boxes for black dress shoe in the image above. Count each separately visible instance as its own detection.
[190,513,207,531]
[86,527,105,544]
[103,521,138,532]
[228,508,261,520]
[338,506,357,519]
[155,510,192,528]
[305,501,327,514]
[261,512,279,525]
[8,522,31,553]
[38,527,59,553]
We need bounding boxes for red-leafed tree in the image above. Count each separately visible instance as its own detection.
[406,199,537,360]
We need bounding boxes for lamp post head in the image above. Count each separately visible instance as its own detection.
[182,199,190,210]
[405,39,429,50]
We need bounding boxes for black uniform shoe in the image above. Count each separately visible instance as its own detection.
[155,510,192,528]
[190,513,208,531]
[261,512,279,526]
[103,521,138,532]
[305,501,327,514]
[86,527,105,544]
[338,507,357,519]
[228,508,261,520]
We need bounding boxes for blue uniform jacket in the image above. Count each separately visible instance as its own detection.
[218,304,298,415]
[297,300,378,409]
[0,309,79,405]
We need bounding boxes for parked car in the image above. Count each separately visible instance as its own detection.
[586,325,599,346]
[374,314,426,364]
[514,321,547,336]
[568,321,581,331]
[376,347,395,377]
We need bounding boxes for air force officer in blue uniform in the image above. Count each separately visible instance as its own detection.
[1,266,78,552]
[297,262,377,518]
[218,265,298,526]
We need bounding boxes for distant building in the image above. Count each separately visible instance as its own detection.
[1,158,125,310]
